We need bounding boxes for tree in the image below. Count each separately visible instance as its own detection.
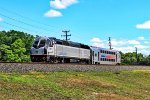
[121,51,149,65]
[0,30,35,62]
[0,44,11,61]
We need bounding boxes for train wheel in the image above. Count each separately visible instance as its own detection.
[31,57,35,62]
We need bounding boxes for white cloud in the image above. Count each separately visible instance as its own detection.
[113,46,135,53]
[50,0,78,9]
[112,39,140,46]
[45,0,78,18]
[137,36,145,40]
[90,38,103,43]
[111,39,128,46]
[0,18,3,22]
[136,20,150,29]
[114,46,150,55]
[90,38,106,48]
[139,49,150,56]
[44,9,62,17]
[128,40,140,45]
[92,42,105,48]
[144,41,149,44]
[134,45,149,49]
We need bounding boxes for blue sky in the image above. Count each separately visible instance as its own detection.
[0,0,150,55]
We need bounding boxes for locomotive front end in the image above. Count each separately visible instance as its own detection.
[30,37,52,62]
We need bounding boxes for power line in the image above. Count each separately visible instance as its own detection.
[1,21,62,37]
[0,7,95,42]
[61,30,71,41]
[3,21,32,32]
[0,24,11,31]
[0,6,92,38]
[0,7,97,44]
[2,21,41,34]
[0,6,65,37]
[0,13,53,32]
[0,7,58,29]
[0,6,112,45]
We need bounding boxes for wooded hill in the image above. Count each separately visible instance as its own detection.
[0,30,149,65]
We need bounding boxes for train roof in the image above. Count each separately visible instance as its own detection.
[35,37,118,51]
[47,37,90,49]
[90,46,118,52]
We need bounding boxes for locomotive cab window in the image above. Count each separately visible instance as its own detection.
[45,39,50,47]
[49,40,54,47]
[34,40,39,45]
[32,38,40,48]
[33,40,39,48]
[39,39,46,48]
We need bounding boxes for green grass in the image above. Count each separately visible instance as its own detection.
[0,70,150,100]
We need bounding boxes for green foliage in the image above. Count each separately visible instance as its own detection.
[0,30,34,62]
[121,52,150,65]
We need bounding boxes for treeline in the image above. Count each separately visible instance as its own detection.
[0,30,149,65]
[0,30,34,62]
[121,52,150,65]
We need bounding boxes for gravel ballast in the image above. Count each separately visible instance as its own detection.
[0,63,150,73]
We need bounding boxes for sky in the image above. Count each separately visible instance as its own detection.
[0,0,150,55]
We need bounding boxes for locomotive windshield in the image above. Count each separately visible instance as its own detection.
[32,38,46,48]
[38,39,46,48]
[33,38,40,48]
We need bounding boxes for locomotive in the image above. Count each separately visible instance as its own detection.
[30,37,121,65]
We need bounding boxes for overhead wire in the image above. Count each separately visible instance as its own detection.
[1,21,41,34]
[0,7,87,39]
[0,13,55,32]
[0,7,59,29]
[0,7,63,37]
[0,24,11,31]
[0,7,92,43]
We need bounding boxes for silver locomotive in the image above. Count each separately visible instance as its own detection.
[30,37,91,63]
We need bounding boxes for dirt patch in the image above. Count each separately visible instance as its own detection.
[61,78,116,89]
[92,93,135,100]
[36,74,45,78]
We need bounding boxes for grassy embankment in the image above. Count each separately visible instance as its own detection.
[0,70,150,100]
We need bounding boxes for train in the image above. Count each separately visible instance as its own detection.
[30,37,121,65]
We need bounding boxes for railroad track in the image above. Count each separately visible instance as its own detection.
[0,62,148,66]
[0,62,122,66]
[0,62,150,73]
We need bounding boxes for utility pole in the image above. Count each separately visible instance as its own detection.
[135,47,138,64]
[109,37,112,50]
[61,30,71,63]
[62,30,71,41]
